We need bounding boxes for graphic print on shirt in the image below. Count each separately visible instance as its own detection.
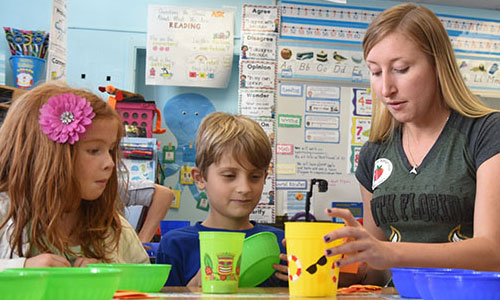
[372,158,393,190]
[388,224,469,242]
[371,192,473,242]
[389,225,401,242]
[448,224,468,242]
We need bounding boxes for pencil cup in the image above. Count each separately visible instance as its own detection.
[10,55,45,89]
[285,222,344,297]
[199,231,245,294]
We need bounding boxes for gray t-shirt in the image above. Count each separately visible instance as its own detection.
[356,110,500,243]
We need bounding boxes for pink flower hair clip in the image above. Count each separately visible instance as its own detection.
[39,93,96,144]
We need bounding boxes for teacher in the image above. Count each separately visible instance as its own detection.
[323,3,500,285]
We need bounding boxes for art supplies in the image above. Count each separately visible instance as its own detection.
[3,27,49,58]
[3,27,49,89]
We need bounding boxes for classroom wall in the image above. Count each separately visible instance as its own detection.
[1,0,499,224]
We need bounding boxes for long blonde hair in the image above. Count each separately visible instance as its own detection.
[0,82,124,260]
[363,3,495,142]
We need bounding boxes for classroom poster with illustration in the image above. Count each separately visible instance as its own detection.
[146,5,234,88]
[239,4,280,223]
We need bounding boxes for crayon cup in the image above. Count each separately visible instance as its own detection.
[285,222,344,297]
[10,55,45,89]
[199,232,245,294]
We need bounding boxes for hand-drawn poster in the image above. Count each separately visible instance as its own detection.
[146,5,234,88]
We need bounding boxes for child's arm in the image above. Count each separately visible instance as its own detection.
[137,184,173,243]
[122,181,173,243]
[24,253,71,268]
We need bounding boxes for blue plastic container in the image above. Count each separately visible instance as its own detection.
[427,272,500,300]
[413,268,474,300]
[10,55,45,89]
[160,220,190,236]
[390,267,421,298]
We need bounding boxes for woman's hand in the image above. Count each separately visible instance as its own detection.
[73,257,101,267]
[323,208,394,270]
[272,238,288,281]
[24,253,71,268]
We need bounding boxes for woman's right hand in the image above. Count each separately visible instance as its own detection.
[323,208,395,270]
[24,253,72,268]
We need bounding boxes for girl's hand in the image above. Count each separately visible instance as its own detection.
[323,208,393,270]
[272,238,288,281]
[73,257,101,267]
[24,253,71,268]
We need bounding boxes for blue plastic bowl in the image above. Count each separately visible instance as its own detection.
[413,268,474,300]
[390,267,421,298]
[428,272,500,300]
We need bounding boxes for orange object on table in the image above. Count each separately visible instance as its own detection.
[113,290,159,299]
[338,284,382,294]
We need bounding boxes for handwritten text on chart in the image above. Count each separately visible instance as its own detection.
[294,146,345,175]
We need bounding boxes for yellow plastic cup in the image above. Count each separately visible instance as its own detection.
[199,231,245,294]
[285,222,344,297]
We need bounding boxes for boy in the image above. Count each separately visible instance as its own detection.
[156,112,287,286]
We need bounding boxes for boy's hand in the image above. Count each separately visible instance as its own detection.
[187,269,202,287]
[273,253,289,281]
[273,238,288,281]
[24,253,71,268]
[73,257,100,267]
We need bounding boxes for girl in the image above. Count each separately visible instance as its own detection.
[0,82,149,269]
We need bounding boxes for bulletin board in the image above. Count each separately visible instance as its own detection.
[276,80,370,220]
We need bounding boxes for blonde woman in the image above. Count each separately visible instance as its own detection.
[323,3,500,285]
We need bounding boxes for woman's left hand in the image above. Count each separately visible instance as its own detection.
[73,257,101,267]
[323,208,394,270]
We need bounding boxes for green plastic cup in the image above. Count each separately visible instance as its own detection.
[199,231,245,294]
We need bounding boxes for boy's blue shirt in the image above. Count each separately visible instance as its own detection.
[156,221,286,287]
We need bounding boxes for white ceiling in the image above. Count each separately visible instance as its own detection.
[393,0,500,11]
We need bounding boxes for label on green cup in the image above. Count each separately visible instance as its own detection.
[199,232,244,294]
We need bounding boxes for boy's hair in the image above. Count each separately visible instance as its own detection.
[0,82,124,260]
[363,3,495,142]
[195,112,272,178]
